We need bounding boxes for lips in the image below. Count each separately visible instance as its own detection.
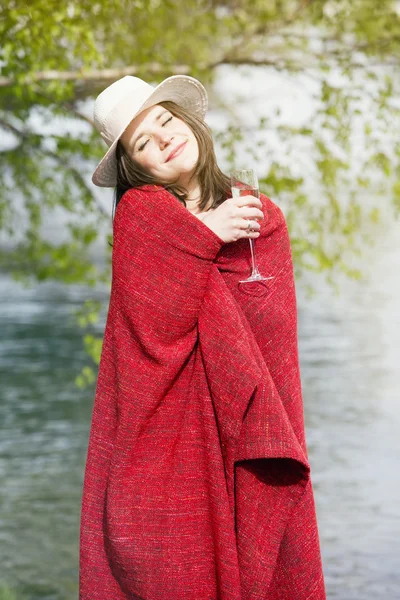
[166,141,187,162]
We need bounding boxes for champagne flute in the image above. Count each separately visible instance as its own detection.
[230,169,274,284]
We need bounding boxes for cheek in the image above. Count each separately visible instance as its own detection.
[140,152,161,175]
[192,142,200,164]
[186,136,199,163]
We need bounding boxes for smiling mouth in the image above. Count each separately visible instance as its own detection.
[166,141,187,162]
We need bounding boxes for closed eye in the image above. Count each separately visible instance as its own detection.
[137,116,173,151]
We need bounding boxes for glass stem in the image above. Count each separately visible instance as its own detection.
[249,239,261,276]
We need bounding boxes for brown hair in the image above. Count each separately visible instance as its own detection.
[112,100,231,222]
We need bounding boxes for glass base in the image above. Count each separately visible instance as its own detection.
[239,274,274,283]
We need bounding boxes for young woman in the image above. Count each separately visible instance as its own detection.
[79,74,326,600]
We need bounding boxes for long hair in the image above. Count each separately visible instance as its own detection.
[111,100,231,224]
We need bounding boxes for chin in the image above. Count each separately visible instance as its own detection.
[180,161,198,174]
[178,152,199,171]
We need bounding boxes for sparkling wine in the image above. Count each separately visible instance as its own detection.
[231,186,261,222]
[231,186,260,199]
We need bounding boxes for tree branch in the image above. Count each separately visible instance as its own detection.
[0,57,304,89]
[0,118,28,138]
[1,42,398,92]
[0,63,193,88]
[30,83,95,126]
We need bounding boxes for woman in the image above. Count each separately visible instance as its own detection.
[80,74,326,600]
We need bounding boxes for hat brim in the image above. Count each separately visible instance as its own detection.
[91,75,208,188]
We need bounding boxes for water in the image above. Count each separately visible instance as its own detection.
[0,224,399,598]
[298,223,400,599]
[0,278,106,599]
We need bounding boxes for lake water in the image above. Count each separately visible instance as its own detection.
[0,223,399,599]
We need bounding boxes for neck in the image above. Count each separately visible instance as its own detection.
[183,179,203,213]
[178,176,212,214]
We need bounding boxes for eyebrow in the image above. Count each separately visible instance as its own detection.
[132,110,169,149]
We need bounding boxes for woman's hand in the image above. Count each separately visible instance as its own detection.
[198,195,264,244]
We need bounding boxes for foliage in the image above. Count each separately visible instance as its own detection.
[0,584,18,600]
[1,0,400,382]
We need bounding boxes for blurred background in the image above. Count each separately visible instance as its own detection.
[0,1,399,598]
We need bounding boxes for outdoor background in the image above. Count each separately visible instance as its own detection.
[1,1,399,598]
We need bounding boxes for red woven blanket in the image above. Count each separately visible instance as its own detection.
[79,184,326,599]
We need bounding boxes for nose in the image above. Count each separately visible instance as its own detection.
[158,131,173,147]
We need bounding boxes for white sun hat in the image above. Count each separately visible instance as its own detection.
[91,74,208,187]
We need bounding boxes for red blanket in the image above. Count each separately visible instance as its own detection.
[79,184,326,599]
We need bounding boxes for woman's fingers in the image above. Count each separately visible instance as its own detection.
[227,195,264,219]
[230,194,263,209]
[240,218,260,230]
[244,228,261,238]
[201,196,263,243]
[240,207,264,220]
